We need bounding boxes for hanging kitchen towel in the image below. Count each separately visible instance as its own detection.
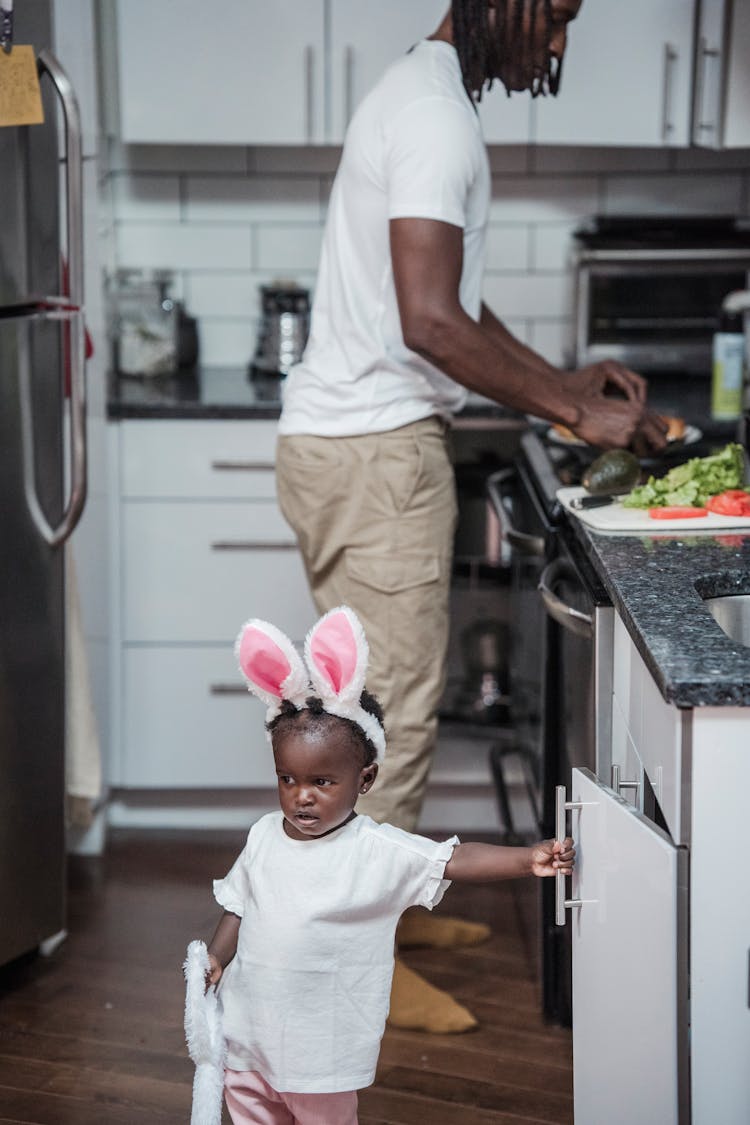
[65,550,102,827]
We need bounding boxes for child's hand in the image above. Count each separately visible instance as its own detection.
[529,837,575,878]
[205,952,223,993]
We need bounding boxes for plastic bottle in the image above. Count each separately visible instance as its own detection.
[711,309,745,420]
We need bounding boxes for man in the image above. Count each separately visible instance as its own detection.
[276,0,666,1032]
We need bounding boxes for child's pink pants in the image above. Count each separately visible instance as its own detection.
[224,1068,358,1125]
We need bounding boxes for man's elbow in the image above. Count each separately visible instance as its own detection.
[401,307,457,362]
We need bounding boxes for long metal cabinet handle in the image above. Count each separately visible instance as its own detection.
[211,541,296,551]
[661,43,677,142]
[209,684,248,695]
[211,461,274,472]
[693,37,721,141]
[486,468,545,557]
[611,763,641,796]
[304,45,315,142]
[538,559,593,639]
[344,45,355,127]
[29,50,87,548]
[555,786,583,926]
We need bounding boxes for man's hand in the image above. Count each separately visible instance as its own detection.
[530,837,575,878]
[567,360,647,405]
[566,362,669,452]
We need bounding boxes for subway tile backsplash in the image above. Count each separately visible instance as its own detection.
[107,142,750,369]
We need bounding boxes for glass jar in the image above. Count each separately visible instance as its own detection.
[110,269,178,377]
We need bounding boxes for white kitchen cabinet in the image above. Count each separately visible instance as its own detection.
[693,0,750,147]
[111,0,712,148]
[122,647,276,788]
[534,0,695,146]
[108,418,316,789]
[114,0,326,144]
[113,0,530,146]
[567,768,688,1125]
[585,607,750,1123]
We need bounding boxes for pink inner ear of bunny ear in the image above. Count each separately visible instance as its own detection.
[309,611,357,694]
[238,627,292,697]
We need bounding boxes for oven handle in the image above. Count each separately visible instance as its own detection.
[538,559,593,639]
[486,468,545,558]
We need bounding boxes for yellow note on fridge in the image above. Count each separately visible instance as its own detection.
[0,45,44,126]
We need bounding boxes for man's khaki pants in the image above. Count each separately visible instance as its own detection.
[276,417,457,832]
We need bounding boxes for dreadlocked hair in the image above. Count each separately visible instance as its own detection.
[451,0,561,101]
[266,690,385,768]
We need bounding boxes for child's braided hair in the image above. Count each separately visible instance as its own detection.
[267,690,385,768]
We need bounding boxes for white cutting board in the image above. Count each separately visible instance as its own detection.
[557,486,750,534]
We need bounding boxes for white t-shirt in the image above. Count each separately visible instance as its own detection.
[213,811,458,1092]
[278,39,490,437]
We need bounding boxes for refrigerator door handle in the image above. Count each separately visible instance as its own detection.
[29,50,87,547]
[37,49,84,306]
[20,309,87,547]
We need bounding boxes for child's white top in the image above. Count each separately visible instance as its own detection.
[213,811,458,1093]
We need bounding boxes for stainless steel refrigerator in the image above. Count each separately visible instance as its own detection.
[0,0,87,967]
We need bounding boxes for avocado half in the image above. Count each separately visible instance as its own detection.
[581,449,641,496]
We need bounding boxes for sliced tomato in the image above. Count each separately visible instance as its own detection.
[648,506,708,519]
[705,490,750,517]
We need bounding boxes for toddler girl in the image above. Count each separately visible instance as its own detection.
[198,606,574,1125]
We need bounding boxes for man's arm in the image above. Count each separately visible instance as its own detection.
[390,217,666,450]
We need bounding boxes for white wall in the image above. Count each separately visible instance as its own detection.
[105,140,750,371]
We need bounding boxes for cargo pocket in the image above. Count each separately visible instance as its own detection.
[345,550,440,594]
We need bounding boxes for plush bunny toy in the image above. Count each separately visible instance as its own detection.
[183,939,225,1125]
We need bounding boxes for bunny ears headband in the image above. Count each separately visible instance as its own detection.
[235,606,386,763]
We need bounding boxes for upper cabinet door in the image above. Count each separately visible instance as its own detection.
[723,0,750,145]
[569,768,687,1125]
[115,0,326,144]
[534,0,695,147]
[328,0,446,141]
[694,0,750,147]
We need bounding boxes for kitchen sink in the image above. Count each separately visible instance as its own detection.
[704,594,750,647]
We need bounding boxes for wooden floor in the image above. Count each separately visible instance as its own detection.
[0,831,572,1125]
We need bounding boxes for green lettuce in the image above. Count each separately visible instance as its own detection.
[621,442,746,509]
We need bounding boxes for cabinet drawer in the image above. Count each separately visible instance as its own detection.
[122,501,316,642]
[122,646,277,788]
[119,419,279,498]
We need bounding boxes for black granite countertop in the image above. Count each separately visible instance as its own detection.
[107,367,284,419]
[567,516,750,708]
[106,367,520,426]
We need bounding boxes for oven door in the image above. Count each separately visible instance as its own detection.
[487,464,552,837]
[537,534,613,1028]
